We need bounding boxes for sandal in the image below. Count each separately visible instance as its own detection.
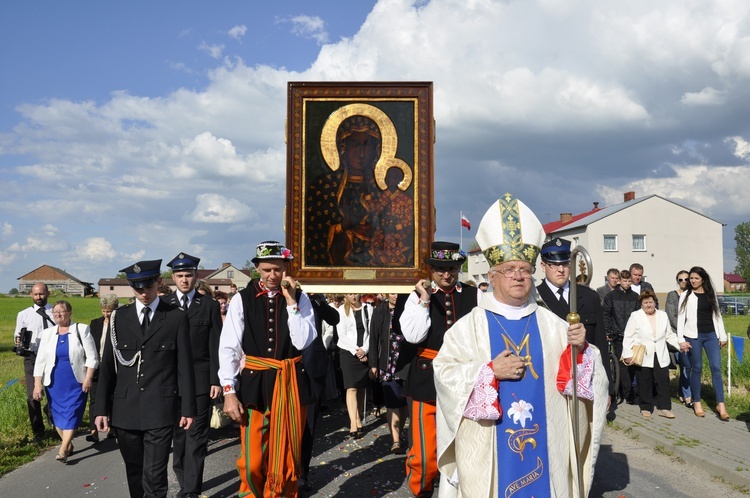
[640,410,651,417]
[55,452,68,464]
[391,442,403,454]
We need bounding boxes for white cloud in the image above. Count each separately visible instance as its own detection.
[725,136,750,160]
[0,252,17,267]
[681,87,727,106]
[228,25,247,41]
[72,238,119,263]
[286,15,329,45]
[8,235,68,252]
[1,222,12,236]
[189,193,255,223]
[198,42,225,59]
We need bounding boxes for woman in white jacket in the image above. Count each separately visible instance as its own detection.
[33,300,98,463]
[676,266,729,420]
[623,290,687,418]
[336,293,373,438]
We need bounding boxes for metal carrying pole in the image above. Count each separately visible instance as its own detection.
[567,245,592,498]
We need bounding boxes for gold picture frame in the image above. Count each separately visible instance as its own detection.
[286,82,434,293]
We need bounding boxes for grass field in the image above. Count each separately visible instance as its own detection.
[0,294,748,476]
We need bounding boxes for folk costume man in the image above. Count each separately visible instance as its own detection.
[164,253,222,498]
[432,194,608,498]
[95,260,196,498]
[14,282,55,443]
[399,241,481,497]
[219,241,316,497]
[536,238,614,402]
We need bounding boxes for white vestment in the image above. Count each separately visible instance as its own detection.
[433,295,608,497]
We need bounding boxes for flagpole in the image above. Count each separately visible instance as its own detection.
[728,334,732,397]
[460,211,463,251]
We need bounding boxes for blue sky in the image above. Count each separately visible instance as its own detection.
[1,0,750,293]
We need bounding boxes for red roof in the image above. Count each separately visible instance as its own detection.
[724,273,746,284]
[543,207,601,233]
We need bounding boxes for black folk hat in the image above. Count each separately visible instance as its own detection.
[424,241,466,268]
[251,241,293,265]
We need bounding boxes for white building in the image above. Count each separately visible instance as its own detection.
[466,192,725,296]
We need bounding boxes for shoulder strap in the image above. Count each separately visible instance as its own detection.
[74,323,83,347]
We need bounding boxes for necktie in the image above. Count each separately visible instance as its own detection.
[37,307,52,329]
[182,295,189,310]
[557,287,566,305]
[141,307,151,334]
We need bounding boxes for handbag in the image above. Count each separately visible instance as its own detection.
[622,344,646,366]
[210,402,231,429]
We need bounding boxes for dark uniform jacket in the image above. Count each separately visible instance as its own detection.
[602,285,640,338]
[237,281,314,412]
[369,296,411,378]
[537,281,614,394]
[163,292,222,395]
[403,284,478,402]
[305,295,339,380]
[89,316,107,380]
[95,299,197,430]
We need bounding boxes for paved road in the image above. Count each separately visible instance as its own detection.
[1,400,747,497]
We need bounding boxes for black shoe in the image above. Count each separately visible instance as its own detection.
[86,433,100,443]
[32,434,44,446]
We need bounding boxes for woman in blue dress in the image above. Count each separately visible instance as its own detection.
[33,300,98,463]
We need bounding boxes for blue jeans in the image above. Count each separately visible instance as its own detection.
[676,351,692,400]
[687,333,724,403]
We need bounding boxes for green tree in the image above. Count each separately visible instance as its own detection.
[734,221,750,284]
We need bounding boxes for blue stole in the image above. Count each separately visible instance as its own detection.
[487,311,550,498]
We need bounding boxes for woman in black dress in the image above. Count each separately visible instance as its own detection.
[336,293,373,437]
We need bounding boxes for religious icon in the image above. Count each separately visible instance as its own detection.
[306,104,414,267]
[286,82,434,292]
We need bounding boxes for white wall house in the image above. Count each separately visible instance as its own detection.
[543,192,724,295]
[205,263,252,290]
[466,192,724,296]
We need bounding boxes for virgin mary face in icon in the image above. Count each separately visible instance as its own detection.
[337,115,382,178]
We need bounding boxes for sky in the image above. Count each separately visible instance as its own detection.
[1,0,750,294]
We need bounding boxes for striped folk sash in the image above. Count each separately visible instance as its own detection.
[244,355,304,496]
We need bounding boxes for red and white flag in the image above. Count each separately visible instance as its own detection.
[461,214,471,231]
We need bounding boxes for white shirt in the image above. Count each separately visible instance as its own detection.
[135,297,159,326]
[336,304,373,355]
[544,278,570,304]
[400,286,484,344]
[176,290,196,309]
[14,304,55,353]
[218,290,316,392]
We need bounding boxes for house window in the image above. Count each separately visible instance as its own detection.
[603,235,618,252]
[632,235,646,252]
[109,286,114,291]
[227,270,234,278]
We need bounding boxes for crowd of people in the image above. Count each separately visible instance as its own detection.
[596,265,729,421]
[12,193,732,497]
